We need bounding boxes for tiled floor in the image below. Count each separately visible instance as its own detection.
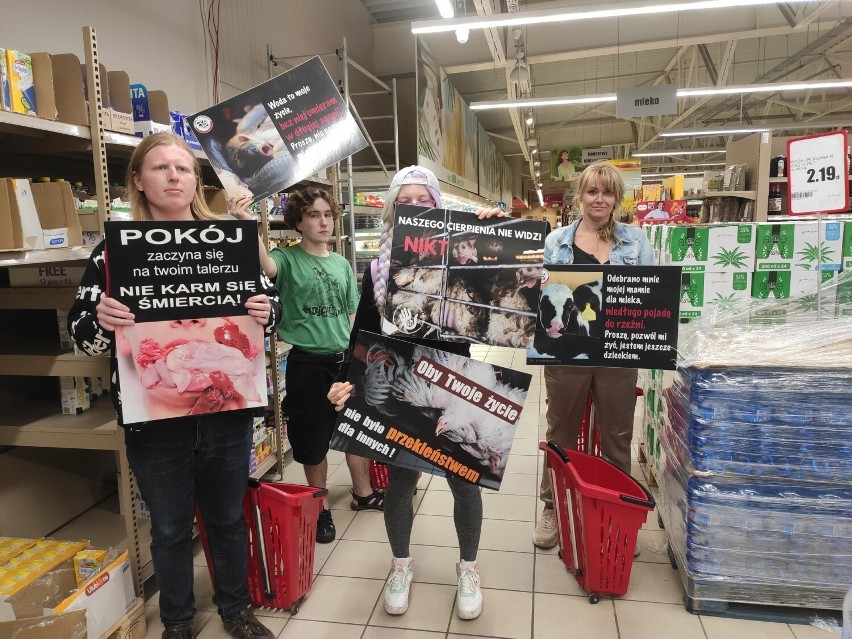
[142,346,843,639]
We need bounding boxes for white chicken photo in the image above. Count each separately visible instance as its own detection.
[331,332,531,490]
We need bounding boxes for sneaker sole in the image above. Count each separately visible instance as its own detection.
[457,602,483,620]
[532,536,558,549]
[384,601,409,615]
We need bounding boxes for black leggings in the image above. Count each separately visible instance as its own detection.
[383,465,482,562]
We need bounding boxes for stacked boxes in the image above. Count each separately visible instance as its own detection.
[754,221,844,272]
[0,538,87,596]
[660,224,754,320]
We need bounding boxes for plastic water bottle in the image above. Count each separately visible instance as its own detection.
[842,584,852,639]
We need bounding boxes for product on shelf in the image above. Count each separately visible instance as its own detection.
[755,221,844,272]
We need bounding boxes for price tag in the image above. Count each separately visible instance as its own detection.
[786,130,849,215]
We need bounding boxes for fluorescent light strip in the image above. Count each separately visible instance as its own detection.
[472,79,852,111]
[537,189,545,205]
[412,0,824,34]
[660,126,770,137]
[434,0,454,19]
[632,149,726,157]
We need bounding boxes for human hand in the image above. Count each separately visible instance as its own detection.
[327,381,353,412]
[228,195,255,220]
[474,207,508,219]
[244,294,272,325]
[96,296,134,332]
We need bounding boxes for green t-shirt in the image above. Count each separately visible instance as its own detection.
[270,245,358,353]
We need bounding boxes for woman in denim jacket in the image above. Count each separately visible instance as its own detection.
[533,161,654,550]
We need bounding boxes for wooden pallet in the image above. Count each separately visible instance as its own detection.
[101,598,146,639]
[638,440,658,487]
[684,594,842,625]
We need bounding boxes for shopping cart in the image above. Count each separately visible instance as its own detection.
[197,479,327,614]
[541,440,654,603]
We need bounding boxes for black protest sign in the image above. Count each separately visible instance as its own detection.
[190,56,367,202]
[329,332,532,490]
[385,204,546,347]
[527,265,681,369]
[105,220,260,323]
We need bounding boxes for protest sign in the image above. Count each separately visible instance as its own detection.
[330,332,532,490]
[527,265,681,369]
[104,220,267,424]
[191,56,367,202]
[384,204,546,347]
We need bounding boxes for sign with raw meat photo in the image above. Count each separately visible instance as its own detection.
[527,265,682,370]
[330,332,532,490]
[104,220,267,424]
[384,204,546,347]
[191,56,367,202]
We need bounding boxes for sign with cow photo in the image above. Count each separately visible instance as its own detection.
[527,265,682,370]
[329,332,532,490]
[383,204,547,348]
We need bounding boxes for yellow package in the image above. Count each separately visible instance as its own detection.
[73,549,107,584]
[4,49,36,116]
[0,536,38,565]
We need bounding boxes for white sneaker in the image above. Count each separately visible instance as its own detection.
[456,560,483,620]
[383,557,414,615]
[533,508,559,549]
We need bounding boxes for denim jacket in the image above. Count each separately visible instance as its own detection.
[543,220,655,266]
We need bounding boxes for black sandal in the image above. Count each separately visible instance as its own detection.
[350,488,384,511]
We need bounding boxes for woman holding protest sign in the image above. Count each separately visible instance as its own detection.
[68,132,280,639]
[532,161,654,550]
[328,166,504,621]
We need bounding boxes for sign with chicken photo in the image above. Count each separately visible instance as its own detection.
[384,204,546,348]
[104,220,267,424]
[330,332,532,490]
[527,265,682,369]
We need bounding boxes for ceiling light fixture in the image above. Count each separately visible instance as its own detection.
[433,0,454,19]
[455,28,469,43]
[537,188,544,205]
[660,120,852,137]
[412,0,824,35]
[471,79,852,111]
[632,149,727,157]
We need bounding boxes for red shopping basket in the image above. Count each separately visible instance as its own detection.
[197,479,327,614]
[369,459,389,491]
[576,387,644,456]
[541,441,654,603]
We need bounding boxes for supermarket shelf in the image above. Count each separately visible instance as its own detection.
[0,400,121,450]
[0,287,78,309]
[0,110,91,139]
[768,177,788,183]
[0,340,109,377]
[697,191,757,199]
[0,246,93,267]
[251,452,278,480]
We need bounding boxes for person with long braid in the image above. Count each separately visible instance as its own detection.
[327,166,503,621]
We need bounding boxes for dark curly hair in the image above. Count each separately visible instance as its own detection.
[282,186,341,232]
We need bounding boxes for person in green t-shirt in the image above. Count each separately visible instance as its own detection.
[259,187,377,545]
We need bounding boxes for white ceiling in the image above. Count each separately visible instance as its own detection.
[360,0,852,189]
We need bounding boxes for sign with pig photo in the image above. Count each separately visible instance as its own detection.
[191,56,367,202]
[384,204,546,347]
[104,220,267,424]
[526,264,682,370]
[330,332,532,489]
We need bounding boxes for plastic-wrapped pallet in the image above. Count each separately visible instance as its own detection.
[656,277,852,614]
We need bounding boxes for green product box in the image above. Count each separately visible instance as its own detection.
[837,269,852,318]
[662,224,754,272]
[842,220,852,271]
[754,221,843,272]
[750,270,837,323]
[678,271,751,319]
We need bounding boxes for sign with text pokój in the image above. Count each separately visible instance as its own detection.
[384,204,546,348]
[787,130,849,215]
[330,332,532,490]
[190,56,367,202]
[104,220,267,424]
[526,265,681,370]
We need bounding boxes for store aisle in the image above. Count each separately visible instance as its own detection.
[142,345,840,639]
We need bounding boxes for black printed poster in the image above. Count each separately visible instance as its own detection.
[190,56,367,202]
[527,265,681,370]
[329,332,532,490]
[104,220,267,424]
[384,204,546,348]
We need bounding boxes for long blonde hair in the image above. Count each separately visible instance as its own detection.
[572,161,624,242]
[126,132,221,222]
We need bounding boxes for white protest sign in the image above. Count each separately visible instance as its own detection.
[787,130,849,215]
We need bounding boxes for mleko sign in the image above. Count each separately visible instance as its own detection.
[616,84,678,119]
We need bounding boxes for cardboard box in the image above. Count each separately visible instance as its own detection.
[842,220,852,271]
[754,221,843,272]
[662,224,755,272]
[45,53,88,127]
[10,179,44,250]
[4,50,36,116]
[31,181,84,248]
[750,270,837,323]
[0,48,10,111]
[678,271,752,320]
[641,184,663,202]
[0,551,136,639]
[107,70,134,135]
[60,376,90,415]
[836,269,852,318]
[0,609,86,639]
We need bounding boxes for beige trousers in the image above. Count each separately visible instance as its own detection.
[540,366,638,510]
